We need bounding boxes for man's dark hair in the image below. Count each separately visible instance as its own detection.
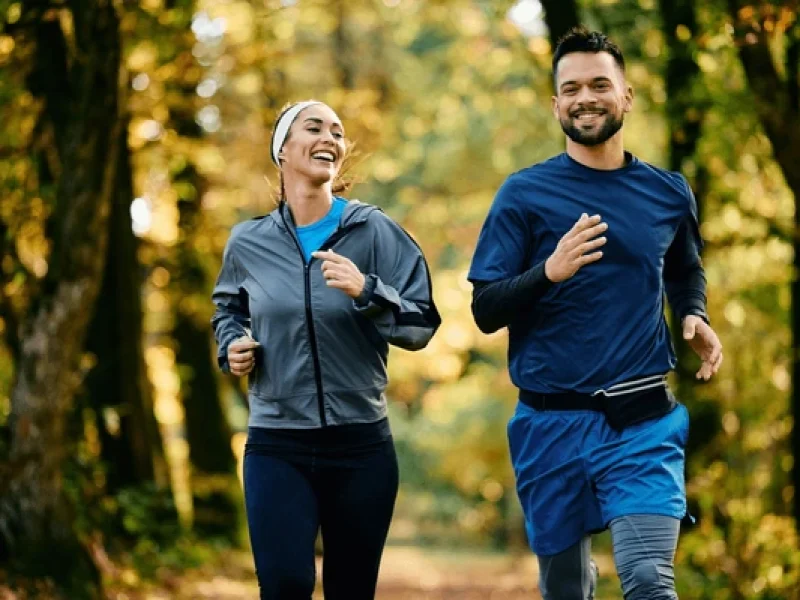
[552,27,625,82]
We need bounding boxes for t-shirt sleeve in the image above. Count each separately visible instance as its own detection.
[468,176,532,283]
[683,176,704,252]
[663,175,708,323]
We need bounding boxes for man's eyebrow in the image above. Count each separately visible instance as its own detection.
[561,75,611,85]
[560,76,613,89]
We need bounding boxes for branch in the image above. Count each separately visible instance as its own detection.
[0,222,24,360]
[727,0,800,195]
[659,0,710,172]
[788,25,799,114]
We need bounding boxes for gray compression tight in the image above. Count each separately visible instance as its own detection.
[537,514,680,600]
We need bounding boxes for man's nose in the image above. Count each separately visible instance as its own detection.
[575,86,598,105]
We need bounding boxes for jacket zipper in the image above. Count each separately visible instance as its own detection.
[278,207,327,426]
[280,205,368,428]
[302,261,327,427]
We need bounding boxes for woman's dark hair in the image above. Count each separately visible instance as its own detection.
[552,27,625,84]
[271,101,353,204]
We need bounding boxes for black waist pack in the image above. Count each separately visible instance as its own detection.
[519,374,676,431]
[592,375,677,431]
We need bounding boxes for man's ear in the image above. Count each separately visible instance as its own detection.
[623,82,634,113]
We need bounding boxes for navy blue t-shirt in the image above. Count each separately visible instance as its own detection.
[468,152,703,394]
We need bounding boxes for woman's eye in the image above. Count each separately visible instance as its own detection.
[308,127,320,133]
[333,132,343,139]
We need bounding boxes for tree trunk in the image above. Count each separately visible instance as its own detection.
[172,163,242,542]
[335,0,355,89]
[657,0,727,508]
[658,0,710,395]
[539,0,581,54]
[83,120,171,496]
[727,0,800,527]
[0,1,122,595]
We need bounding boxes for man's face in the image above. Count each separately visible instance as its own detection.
[552,51,633,147]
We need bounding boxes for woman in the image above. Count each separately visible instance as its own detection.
[211,100,440,599]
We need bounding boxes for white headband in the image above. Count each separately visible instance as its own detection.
[271,101,322,166]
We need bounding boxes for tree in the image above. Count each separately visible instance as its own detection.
[172,161,241,541]
[83,130,171,496]
[0,1,123,595]
[540,0,582,52]
[726,0,800,525]
[657,0,722,457]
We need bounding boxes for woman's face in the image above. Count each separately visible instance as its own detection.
[279,104,346,186]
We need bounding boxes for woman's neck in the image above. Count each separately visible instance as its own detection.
[284,180,333,226]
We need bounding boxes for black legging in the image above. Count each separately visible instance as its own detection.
[243,439,398,599]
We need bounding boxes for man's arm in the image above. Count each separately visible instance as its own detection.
[664,177,722,380]
[663,182,708,323]
[471,213,608,334]
[663,221,708,323]
[471,262,553,334]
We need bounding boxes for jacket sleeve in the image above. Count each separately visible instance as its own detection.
[211,235,251,372]
[664,177,709,323]
[353,213,441,351]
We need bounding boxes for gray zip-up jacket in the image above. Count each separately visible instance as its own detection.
[212,200,441,429]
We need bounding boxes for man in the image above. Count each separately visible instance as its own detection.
[468,28,722,600]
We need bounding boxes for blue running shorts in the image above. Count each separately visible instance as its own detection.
[507,401,689,556]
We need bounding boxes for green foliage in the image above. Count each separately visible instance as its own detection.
[1,0,800,595]
[125,534,219,581]
[679,515,800,599]
[115,485,182,544]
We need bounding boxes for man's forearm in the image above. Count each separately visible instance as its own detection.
[471,261,555,333]
[666,264,708,323]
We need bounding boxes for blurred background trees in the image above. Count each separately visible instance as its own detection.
[0,0,798,598]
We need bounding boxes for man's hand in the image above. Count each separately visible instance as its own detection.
[228,336,260,377]
[312,250,366,299]
[545,213,608,283]
[682,315,723,381]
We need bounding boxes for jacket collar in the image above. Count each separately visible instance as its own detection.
[270,199,380,232]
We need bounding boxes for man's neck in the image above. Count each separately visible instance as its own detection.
[565,133,627,170]
[284,180,333,226]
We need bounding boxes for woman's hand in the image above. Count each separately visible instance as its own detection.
[312,250,366,299]
[227,336,260,377]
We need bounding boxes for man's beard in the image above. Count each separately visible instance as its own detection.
[560,112,624,147]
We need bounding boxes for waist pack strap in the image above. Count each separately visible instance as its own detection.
[519,390,602,411]
[519,376,676,431]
